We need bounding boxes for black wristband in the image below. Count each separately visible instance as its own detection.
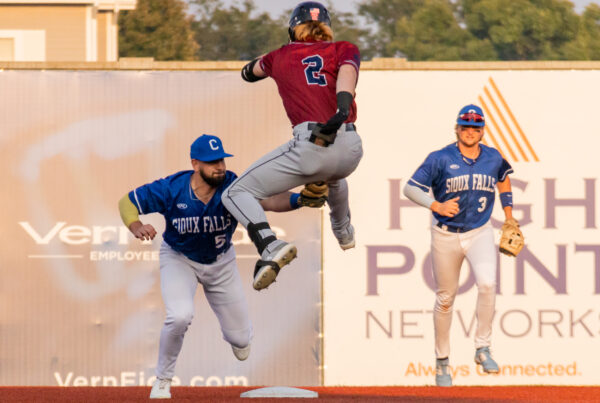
[241,58,266,82]
[320,91,354,134]
[336,91,353,117]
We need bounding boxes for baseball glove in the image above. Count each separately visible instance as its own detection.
[499,218,524,257]
[298,181,328,208]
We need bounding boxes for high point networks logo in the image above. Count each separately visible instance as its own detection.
[478,77,539,163]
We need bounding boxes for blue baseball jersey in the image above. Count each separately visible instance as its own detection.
[408,143,513,231]
[128,170,238,264]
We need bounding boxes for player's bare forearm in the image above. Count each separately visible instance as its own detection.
[259,191,296,212]
[431,197,460,217]
[336,64,358,95]
[252,57,267,78]
[497,176,511,193]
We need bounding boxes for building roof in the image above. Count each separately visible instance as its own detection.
[0,0,136,10]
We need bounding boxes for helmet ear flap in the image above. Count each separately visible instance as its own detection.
[288,27,295,42]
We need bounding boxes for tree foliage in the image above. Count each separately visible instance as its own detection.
[358,0,426,57]
[191,0,286,60]
[117,0,600,61]
[118,0,198,60]
[190,0,370,60]
[359,0,496,60]
[358,0,600,60]
[561,3,600,59]
[393,0,496,60]
[462,0,580,60]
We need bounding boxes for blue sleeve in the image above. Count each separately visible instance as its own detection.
[225,171,238,186]
[498,158,513,182]
[408,152,438,192]
[128,178,170,215]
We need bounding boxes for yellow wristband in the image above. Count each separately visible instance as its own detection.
[118,194,140,228]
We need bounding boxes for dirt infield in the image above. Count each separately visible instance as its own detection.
[1,386,599,402]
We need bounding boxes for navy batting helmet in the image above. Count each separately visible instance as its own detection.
[288,1,331,41]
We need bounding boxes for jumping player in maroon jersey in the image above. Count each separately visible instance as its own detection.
[222,1,363,291]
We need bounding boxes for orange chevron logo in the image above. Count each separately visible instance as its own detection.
[478,77,539,162]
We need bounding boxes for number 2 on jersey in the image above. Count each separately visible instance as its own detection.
[302,55,327,86]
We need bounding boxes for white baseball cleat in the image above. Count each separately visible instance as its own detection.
[232,344,251,361]
[253,241,297,290]
[435,358,452,387]
[474,347,499,373]
[336,224,355,250]
[150,377,171,399]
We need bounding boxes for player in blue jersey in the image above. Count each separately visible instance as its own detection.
[118,134,306,399]
[403,105,517,387]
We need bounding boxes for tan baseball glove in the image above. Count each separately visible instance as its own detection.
[298,181,328,208]
[499,217,524,257]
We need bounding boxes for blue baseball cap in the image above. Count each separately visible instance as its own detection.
[456,104,485,127]
[190,134,233,162]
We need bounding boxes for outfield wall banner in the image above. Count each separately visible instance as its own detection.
[323,70,600,385]
[0,71,321,386]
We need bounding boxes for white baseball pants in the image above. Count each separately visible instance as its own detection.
[222,122,363,241]
[430,222,496,359]
[155,242,252,379]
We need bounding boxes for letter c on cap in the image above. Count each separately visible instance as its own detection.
[209,139,219,150]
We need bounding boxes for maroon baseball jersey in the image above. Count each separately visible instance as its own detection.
[260,40,360,126]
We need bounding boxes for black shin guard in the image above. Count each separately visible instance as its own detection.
[247,222,276,255]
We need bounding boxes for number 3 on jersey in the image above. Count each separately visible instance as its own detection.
[477,196,487,213]
[302,55,327,86]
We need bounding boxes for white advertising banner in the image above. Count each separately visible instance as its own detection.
[324,70,600,385]
[0,70,322,386]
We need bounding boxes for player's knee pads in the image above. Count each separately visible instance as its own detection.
[247,222,276,255]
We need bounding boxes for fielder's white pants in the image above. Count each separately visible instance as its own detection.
[222,122,363,241]
[430,222,496,359]
[156,242,252,379]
